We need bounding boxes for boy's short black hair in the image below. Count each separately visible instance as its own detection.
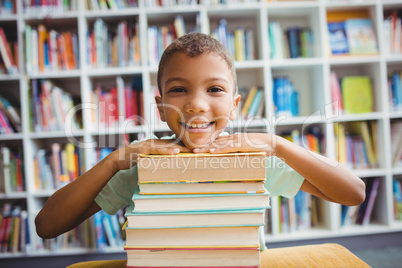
[157,32,237,95]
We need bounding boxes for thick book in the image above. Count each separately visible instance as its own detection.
[131,187,270,213]
[125,247,260,268]
[341,76,373,114]
[138,180,266,195]
[137,152,266,183]
[124,226,260,248]
[125,209,265,229]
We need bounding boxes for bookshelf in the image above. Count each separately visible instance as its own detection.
[0,0,402,259]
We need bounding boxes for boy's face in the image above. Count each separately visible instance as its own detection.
[156,52,240,149]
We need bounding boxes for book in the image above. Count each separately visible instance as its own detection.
[341,76,373,114]
[327,22,349,55]
[125,247,260,268]
[138,180,266,195]
[137,152,266,183]
[132,187,270,213]
[125,209,265,229]
[0,27,18,74]
[344,18,378,55]
[125,226,260,248]
[356,178,380,225]
[240,87,258,119]
[329,71,343,114]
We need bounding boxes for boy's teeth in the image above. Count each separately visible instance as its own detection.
[187,122,210,128]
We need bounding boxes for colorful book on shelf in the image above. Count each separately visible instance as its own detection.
[125,209,265,229]
[329,71,344,114]
[137,152,266,183]
[131,187,270,213]
[327,22,349,55]
[0,95,21,132]
[356,178,380,225]
[390,71,402,110]
[269,21,284,60]
[125,247,260,268]
[341,76,373,114]
[344,18,378,55]
[0,27,18,74]
[246,89,264,119]
[393,180,402,221]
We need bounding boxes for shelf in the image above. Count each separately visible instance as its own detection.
[328,55,381,65]
[0,74,20,81]
[87,67,143,77]
[84,8,140,18]
[27,70,81,79]
[270,57,323,68]
[331,112,385,122]
[354,168,388,178]
[0,0,400,259]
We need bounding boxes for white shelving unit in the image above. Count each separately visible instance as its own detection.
[0,0,401,258]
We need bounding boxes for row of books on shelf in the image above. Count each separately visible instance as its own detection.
[334,121,378,169]
[0,27,18,75]
[341,177,380,226]
[394,179,402,221]
[145,0,198,6]
[239,86,265,120]
[0,94,21,134]
[276,192,318,233]
[0,203,30,254]
[330,72,374,115]
[87,18,140,69]
[327,11,378,56]
[383,10,402,56]
[125,152,269,267]
[23,0,77,14]
[0,0,14,15]
[0,146,25,194]
[34,142,85,191]
[281,128,324,155]
[269,22,314,60]
[272,77,299,117]
[389,70,402,112]
[211,19,255,62]
[147,15,189,66]
[29,79,80,132]
[87,0,138,10]
[89,76,144,128]
[25,24,79,74]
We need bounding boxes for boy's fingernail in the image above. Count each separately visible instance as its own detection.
[173,148,180,153]
[209,148,215,153]
[193,148,201,152]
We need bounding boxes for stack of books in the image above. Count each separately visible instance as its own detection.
[124,152,270,267]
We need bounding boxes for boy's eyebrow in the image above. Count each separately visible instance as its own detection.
[164,77,230,87]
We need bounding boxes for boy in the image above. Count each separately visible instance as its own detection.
[35,33,365,245]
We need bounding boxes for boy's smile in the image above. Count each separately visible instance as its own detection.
[156,52,240,149]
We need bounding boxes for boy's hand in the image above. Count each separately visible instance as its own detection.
[193,133,277,156]
[112,139,192,170]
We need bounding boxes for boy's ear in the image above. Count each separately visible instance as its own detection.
[229,94,241,120]
[155,96,166,122]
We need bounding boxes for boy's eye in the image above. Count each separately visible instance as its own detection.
[169,87,186,93]
[208,87,224,93]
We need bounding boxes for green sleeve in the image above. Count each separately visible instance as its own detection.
[265,156,304,198]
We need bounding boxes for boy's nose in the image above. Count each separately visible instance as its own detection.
[184,94,209,113]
